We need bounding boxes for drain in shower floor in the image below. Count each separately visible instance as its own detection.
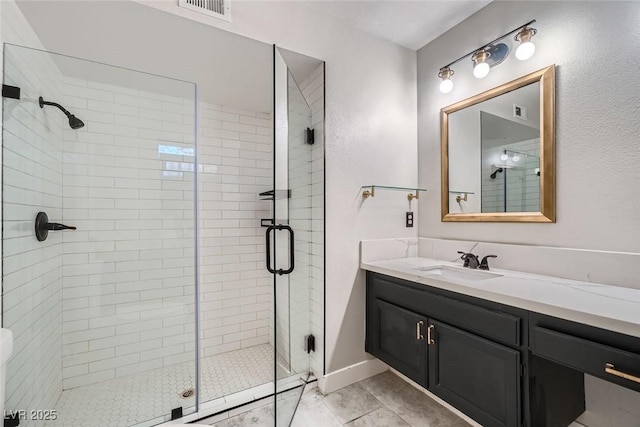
[180,388,195,398]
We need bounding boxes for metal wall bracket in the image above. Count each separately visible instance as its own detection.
[456,193,468,203]
[2,85,21,100]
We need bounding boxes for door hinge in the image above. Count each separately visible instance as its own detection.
[305,334,316,353]
[170,407,183,420]
[306,127,315,145]
[2,84,20,100]
[520,364,526,377]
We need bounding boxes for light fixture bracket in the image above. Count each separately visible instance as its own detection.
[471,50,490,65]
[515,27,537,43]
[438,67,454,79]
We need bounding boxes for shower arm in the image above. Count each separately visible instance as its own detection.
[39,97,72,117]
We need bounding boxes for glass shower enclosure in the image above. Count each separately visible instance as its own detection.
[2,44,198,426]
[1,42,324,426]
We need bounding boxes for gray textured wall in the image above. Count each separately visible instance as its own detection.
[418,1,640,253]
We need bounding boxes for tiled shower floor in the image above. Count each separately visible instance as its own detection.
[47,344,276,427]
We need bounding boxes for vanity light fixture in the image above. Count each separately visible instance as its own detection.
[436,20,537,93]
[438,67,454,93]
[515,27,537,60]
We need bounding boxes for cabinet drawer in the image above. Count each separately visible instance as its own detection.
[532,326,640,392]
[368,273,521,347]
[427,294,521,347]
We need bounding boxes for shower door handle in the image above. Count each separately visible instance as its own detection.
[265,224,295,275]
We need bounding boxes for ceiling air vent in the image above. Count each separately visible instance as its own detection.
[178,0,231,22]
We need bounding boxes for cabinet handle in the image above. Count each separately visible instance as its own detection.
[605,363,640,384]
[416,320,424,340]
[427,324,435,345]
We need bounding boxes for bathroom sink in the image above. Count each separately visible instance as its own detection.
[415,265,503,281]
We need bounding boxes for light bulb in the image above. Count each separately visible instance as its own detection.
[438,67,454,94]
[439,78,453,93]
[515,41,535,60]
[500,153,509,161]
[515,27,537,61]
[473,62,490,78]
[512,154,521,162]
[471,50,491,79]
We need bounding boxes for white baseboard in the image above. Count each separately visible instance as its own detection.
[317,358,388,394]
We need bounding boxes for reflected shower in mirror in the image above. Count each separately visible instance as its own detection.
[480,111,540,213]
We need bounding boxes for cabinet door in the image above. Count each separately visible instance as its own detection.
[368,298,427,386]
[428,320,521,427]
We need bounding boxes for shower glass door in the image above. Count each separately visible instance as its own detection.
[2,44,197,427]
[272,46,325,426]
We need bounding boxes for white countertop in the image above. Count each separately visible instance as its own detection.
[361,257,640,339]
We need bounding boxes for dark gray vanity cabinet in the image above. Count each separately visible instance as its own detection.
[365,271,640,427]
[366,271,527,427]
[428,320,521,427]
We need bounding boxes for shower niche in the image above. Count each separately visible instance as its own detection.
[1,2,325,425]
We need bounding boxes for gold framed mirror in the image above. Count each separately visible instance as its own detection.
[441,65,555,222]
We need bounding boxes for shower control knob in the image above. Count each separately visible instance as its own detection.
[35,211,76,242]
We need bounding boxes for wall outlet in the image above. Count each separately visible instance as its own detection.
[406,211,414,228]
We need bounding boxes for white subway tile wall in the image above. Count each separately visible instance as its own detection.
[60,75,197,390]
[284,70,312,374]
[2,11,323,419]
[301,64,325,379]
[197,102,273,367]
[481,138,540,213]
[2,44,65,425]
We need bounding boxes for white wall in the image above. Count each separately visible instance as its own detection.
[447,107,481,212]
[418,0,640,253]
[417,2,640,425]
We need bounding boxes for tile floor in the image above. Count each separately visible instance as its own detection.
[48,344,274,427]
[206,371,471,427]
